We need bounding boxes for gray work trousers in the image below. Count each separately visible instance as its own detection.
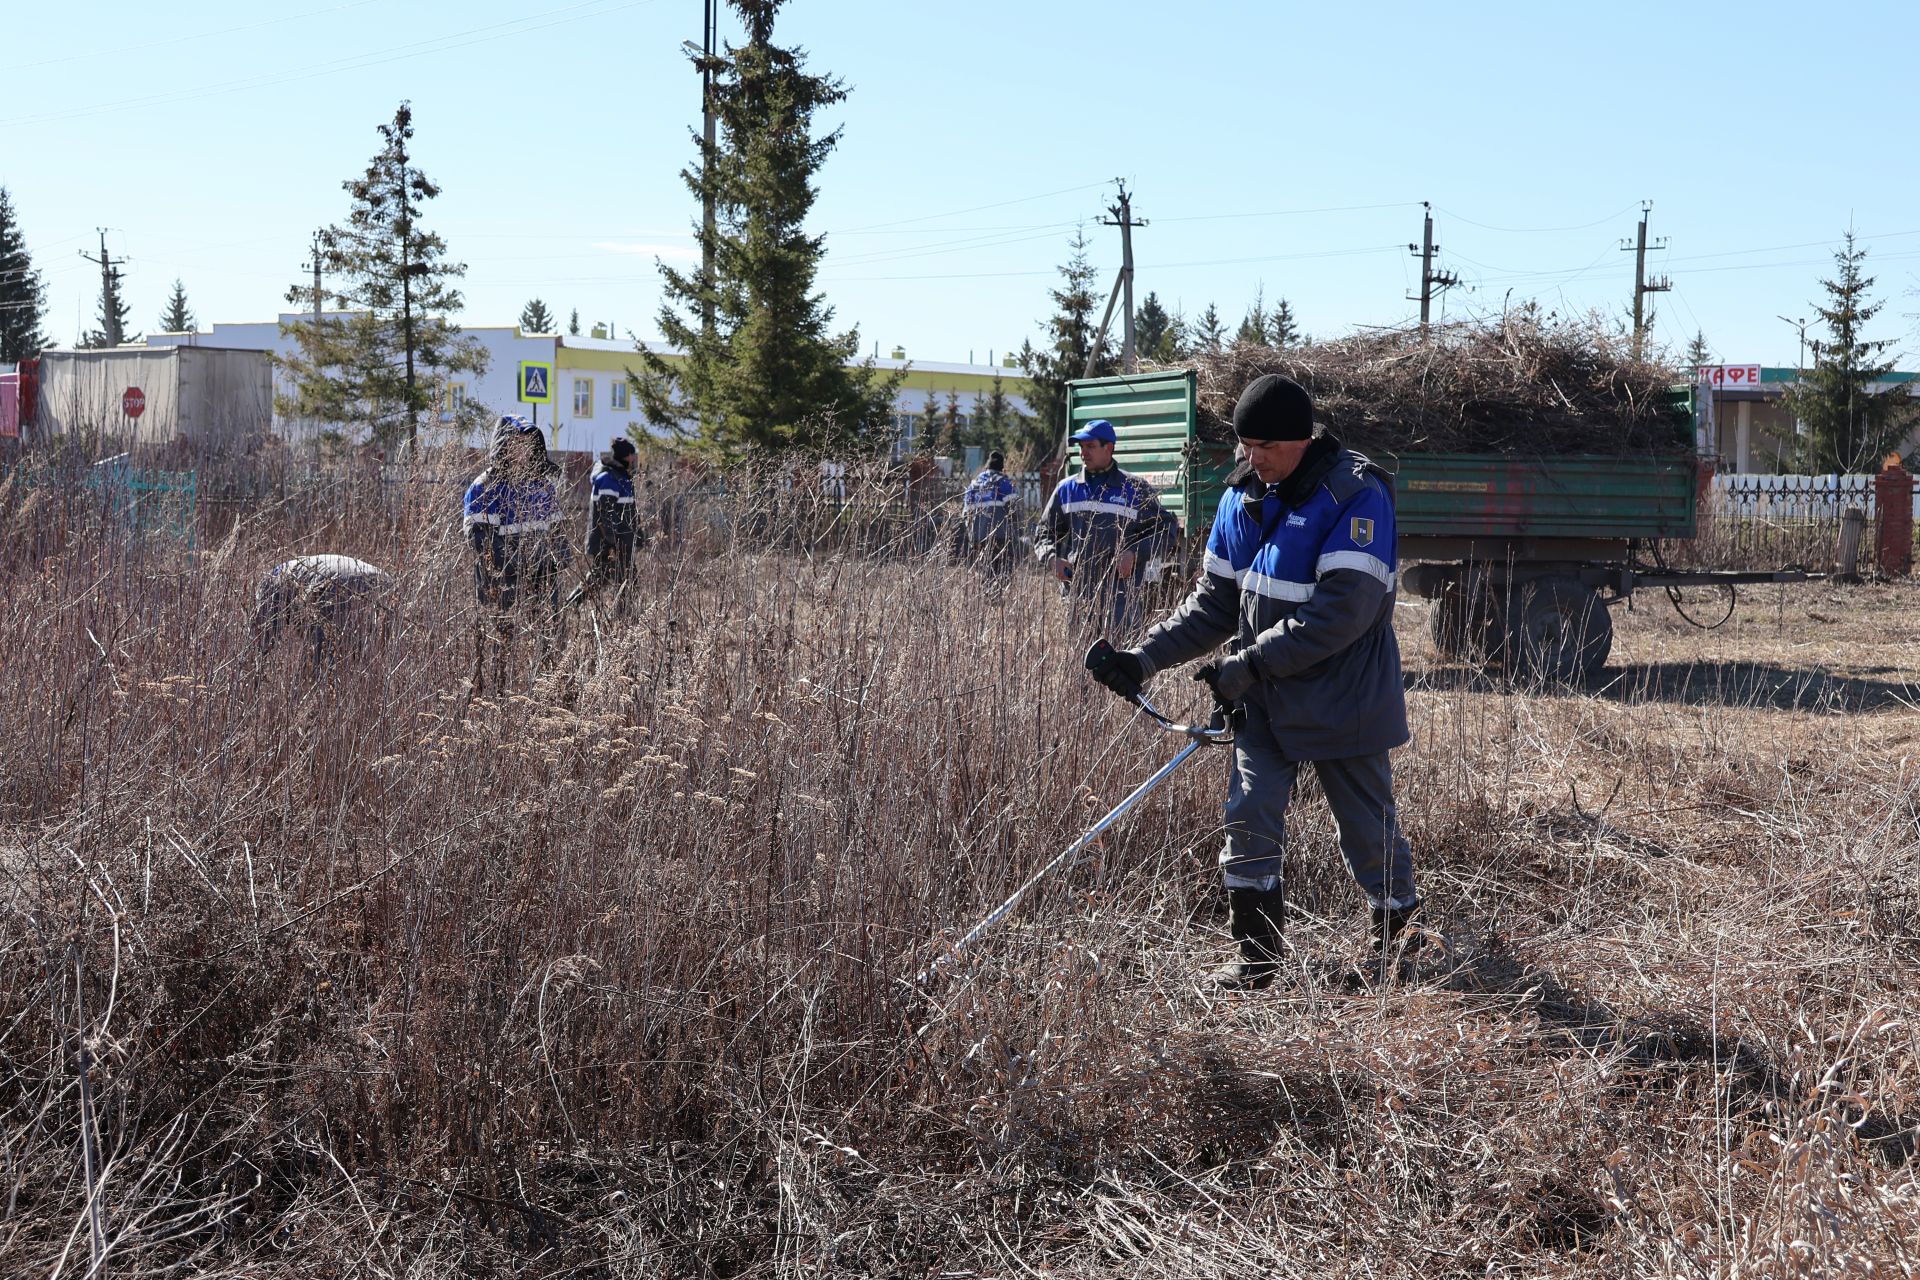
[1221,703,1417,911]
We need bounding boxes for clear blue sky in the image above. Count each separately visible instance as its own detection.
[10,0,1920,369]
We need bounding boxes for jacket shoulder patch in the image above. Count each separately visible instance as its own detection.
[1350,517,1375,547]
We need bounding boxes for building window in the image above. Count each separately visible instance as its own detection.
[439,382,466,424]
[573,378,593,417]
[610,380,629,411]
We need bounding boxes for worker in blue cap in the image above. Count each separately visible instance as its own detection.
[1035,418,1165,636]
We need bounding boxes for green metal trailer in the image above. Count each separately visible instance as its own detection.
[1065,371,1799,682]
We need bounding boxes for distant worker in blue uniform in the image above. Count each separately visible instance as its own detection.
[463,415,569,687]
[962,449,1020,578]
[1087,375,1418,990]
[569,435,642,614]
[1035,419,1164,636]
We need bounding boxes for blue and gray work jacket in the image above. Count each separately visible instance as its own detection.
[586,453,639,557]
[463,467,564,577]
[1136,435,1408,760]
[962,467,1019,543]
[1035,464,1162,582]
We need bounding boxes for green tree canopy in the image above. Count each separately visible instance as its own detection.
[1780,232,1915,474]
[1192,303,1227,353]
[1269,297,1301,348]
[280,102,485,449]
[631,0,901,461]
[0,187,47,362]
[1018,226,1113,459]
[520,298,559,334]
[158,279,195,334]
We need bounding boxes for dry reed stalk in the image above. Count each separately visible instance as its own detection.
[0,455,1916,1276]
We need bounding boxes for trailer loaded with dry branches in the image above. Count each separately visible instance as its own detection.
[1067,313,1803,682]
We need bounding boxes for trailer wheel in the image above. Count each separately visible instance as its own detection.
[1428,575,1497,659]
[1506,576,1612,684]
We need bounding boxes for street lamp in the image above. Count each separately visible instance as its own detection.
[1776,315,1808,375]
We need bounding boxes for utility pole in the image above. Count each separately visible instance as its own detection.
[1622,200,1670,353]
[1084,179,1148,378]
[78,229,129,347]
[699,0,718,340]
[1407,202,1459,336]
[304,233,324,329]
[1100,180,1147,372]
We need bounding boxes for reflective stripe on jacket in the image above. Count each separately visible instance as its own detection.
[1036,465,1160,570]
[1137,438,1406,760]
[963,468,1019,542]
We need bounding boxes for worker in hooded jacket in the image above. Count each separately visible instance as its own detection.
[463,415,568,686]
[573,435,643,613]
[1088,375,1418,990]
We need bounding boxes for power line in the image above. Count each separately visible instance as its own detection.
[1432,203,1640,234]
[818,243,1404,284]
[17,0,381,69]
[834,181,1111,234]
[1154,200,1418,224]
[1,0,662,128]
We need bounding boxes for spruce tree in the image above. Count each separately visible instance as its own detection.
[82,247,134,349]
[1162,304,1190,361]
[1780,232,1914,474]
[632,0,902,460]
[1235,286,1268,347]
[918,387,943,454]
[1135,291,1173,365]
[977,371,1011,451]
[0,187,47,362]
[1017,225,1113,458]
[1269,297,1301,348]
[280,103,484,449]
[1193,303,1227,353]
[569,308,580,336]
[520,298,558,334]
[943,388,964,457]
[158,279,195,333]
[1684,329,1712,372]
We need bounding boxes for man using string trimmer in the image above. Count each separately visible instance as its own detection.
[1086,374,1419,990]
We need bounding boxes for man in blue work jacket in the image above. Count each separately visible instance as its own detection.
[1035,419,1163,636]
[963,449,1020,577]
[1088,375,1417,990]
[573,435,641,613]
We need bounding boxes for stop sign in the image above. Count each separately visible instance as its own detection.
[123,386,146,418]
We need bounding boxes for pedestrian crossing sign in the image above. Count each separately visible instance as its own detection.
[517,361,554,405]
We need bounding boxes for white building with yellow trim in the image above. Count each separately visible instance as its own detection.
[147,315,1033,457]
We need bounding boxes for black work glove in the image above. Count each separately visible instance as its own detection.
[1193,651,1258,703]
[1084,639,1149,700]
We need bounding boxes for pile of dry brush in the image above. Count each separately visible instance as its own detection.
[2,457,1918,1277]
[1184,310,1690,457]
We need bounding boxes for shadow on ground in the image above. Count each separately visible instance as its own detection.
[1410,660,1919,712]
[1439,928,1918,1167]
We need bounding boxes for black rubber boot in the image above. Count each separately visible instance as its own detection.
[1370,904,1418,953]
[1207,887,1286,991]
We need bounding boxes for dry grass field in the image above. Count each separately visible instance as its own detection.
[4,464,1920,1277]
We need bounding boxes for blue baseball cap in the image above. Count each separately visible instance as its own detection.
[1070,419,1117,444]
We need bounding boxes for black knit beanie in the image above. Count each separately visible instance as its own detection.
[1232,374,1314,441]
[611,437,637,460]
